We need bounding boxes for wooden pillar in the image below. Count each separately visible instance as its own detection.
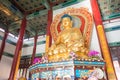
[8,16,27,80]
[45,8,53,54]
[0,29,8,60]
[31,34,38,65]
[90,0,117,80]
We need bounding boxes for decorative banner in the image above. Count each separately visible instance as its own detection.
[97,25,117,80]
[50,7,93,48]
[45,35,50,54]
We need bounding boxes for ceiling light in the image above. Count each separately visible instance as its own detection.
[0,28,5,32]
[9,33,15,37]
[3,10,11,16]
[15,36,18,39]
[0,3,11,16]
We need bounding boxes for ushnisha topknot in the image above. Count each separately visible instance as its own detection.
[61,14,72,21]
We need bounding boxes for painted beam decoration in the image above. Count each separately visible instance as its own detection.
[97,0,120,20]
[97,25,117,80]
[50,7,93,48]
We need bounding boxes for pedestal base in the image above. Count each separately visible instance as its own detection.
[29,60,107,80]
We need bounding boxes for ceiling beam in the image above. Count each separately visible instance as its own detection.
[9,0,25,14]
[0,0,23,18]
[0,22,8,30]
[9,22,21,31]
[26,27,35,36]
[27,9,48,20]
[9,23,35,36]
[41,0,50,10]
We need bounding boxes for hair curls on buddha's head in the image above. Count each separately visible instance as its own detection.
[61,14,72,21]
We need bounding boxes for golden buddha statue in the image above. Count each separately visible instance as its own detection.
[47,14,89,62]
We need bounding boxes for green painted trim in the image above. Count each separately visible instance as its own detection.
[53,0,84,10]
[23,41,46,47]
[0,35,16,45]
[3,52,14,58]
[109,13,120,19]
[105,25,120,32]
[109,42,120,47]
[37,41,46,45]
[62,0,78,7]
[21,53,43,59]
[2,51,44,58]
[3,42,120,59]
[62,0,84,8]
[0,34,46,47]
[102,13,120,20]
[27,9,48,20]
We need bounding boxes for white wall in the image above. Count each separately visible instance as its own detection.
[23,35,46,44]
[0,56,13,80]
[0,28,18,43]
[0,30,4,36]
[104,20,120,43]
[36,44,45,54]
[0,29,16,55]
[22,36,46,56]
[4,42,16,55]
[90,24,101,52]
[106,30,120,43]
[0,29,15,80]
[22,46,33,56]
[0,28,46,56]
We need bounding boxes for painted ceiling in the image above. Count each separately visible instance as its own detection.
[98,0,120,20]
[0,0,82,39]
[0,0,120,39]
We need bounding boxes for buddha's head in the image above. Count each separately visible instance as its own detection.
[61,14,73,29]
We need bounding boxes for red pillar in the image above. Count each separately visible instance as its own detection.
[90,0,117,80]
[31,34,38,65]
[0,29,8,60]
[45,8,53,53]
[8,16,27,80]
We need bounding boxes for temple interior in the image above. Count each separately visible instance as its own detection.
[0,0,120,80]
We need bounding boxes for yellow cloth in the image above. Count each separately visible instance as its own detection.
[18,77,26,80]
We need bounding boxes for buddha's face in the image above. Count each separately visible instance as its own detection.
[61,17,72,29]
